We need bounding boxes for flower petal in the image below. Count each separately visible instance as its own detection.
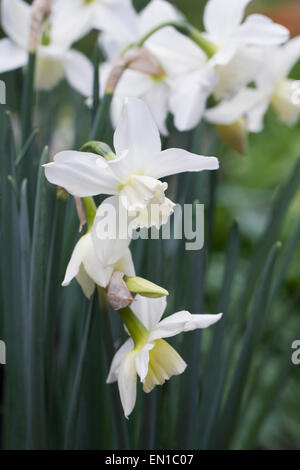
[205,88,266,125]
[169,66,218,131]
[43,151,119,197]
[106,337,134,383]
[1,0,30,48]
[247,99,270,133]
[63,49,94,98]
[149,311,223,341]
[278,36,300,79]
[91,196,132,266]
[93,0,139,46]
[118,350,138,418]
[143,339,186,393]
[146,148,219,180]
[135,343,154,382]
[114,249,136,277]
[213,46,262,100]
[76,264,95,299]
[139,0,182,35]
[51,0,92,47]
[113,97,161,172]
[0,39,27,74]
[131,295,167,331]
[235,14,289,47]
[80,233,114,288]
[204,0,251,43]
[62,236,85,286]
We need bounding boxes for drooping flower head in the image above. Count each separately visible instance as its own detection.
[62,196,135,298]
[107,295,222,418]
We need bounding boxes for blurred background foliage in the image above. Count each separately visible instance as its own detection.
[0,0,300,450]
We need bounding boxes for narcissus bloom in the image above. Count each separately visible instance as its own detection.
[0,0,93,93]
[52,0,138,48]
[107,295,222,418]
[63,196,135,298]
[205,37,300,131]
[171,0,289,130]
[44,98,219,229]
[247,37,300,131]
[99,0,212,135]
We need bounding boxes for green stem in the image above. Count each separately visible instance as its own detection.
[130,21,217,59]
[82,196,97,231]
[118,307,149,347]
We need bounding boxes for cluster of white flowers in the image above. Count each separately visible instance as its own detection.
[2,0,299,133]
[2,0,298,418]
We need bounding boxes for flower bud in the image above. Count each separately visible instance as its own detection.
[215,118,248,155]
[124,276,169,298]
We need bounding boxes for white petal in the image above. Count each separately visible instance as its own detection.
[34,56,65,91]
[76,264,95,299]
[213,46,262,100]
[169,67,218,131]
[113,97,161,172]
[235,14,289,47]
[117,350,138,418]
[63,49,94,98]
[43,151,119,197]
[142,82,169,136]
[205,88,266,125]
[106,338,134,383]
[51,0,92,47]
[204,0,251,43]
[91,196,132,266]
[278,36,300,79]
[149,311,223,341]
[146,148,219,180]
[0,39,27,74]
[148,27,207,77]
[92,1,139,46]
[80,233,114,288]
[131,295,167,331]
[62,237,85,286]
[114,249,136,277]
[143,339,186,393]
[247,99,270,133]
[1,0,30,48]
[135,343,154,382]
[139,0,182,35]
[111,71,169,136]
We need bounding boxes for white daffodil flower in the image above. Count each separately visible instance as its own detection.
[169,0,289,131]
[203,0,289,67]
[0,0,94,94]
[44,98,219,229]
[106,295,222,418]
[52,0,138,48]
[99,0,213,135]
[63,196,135,298]
[206,37,300,131]
[246,38,300,132]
